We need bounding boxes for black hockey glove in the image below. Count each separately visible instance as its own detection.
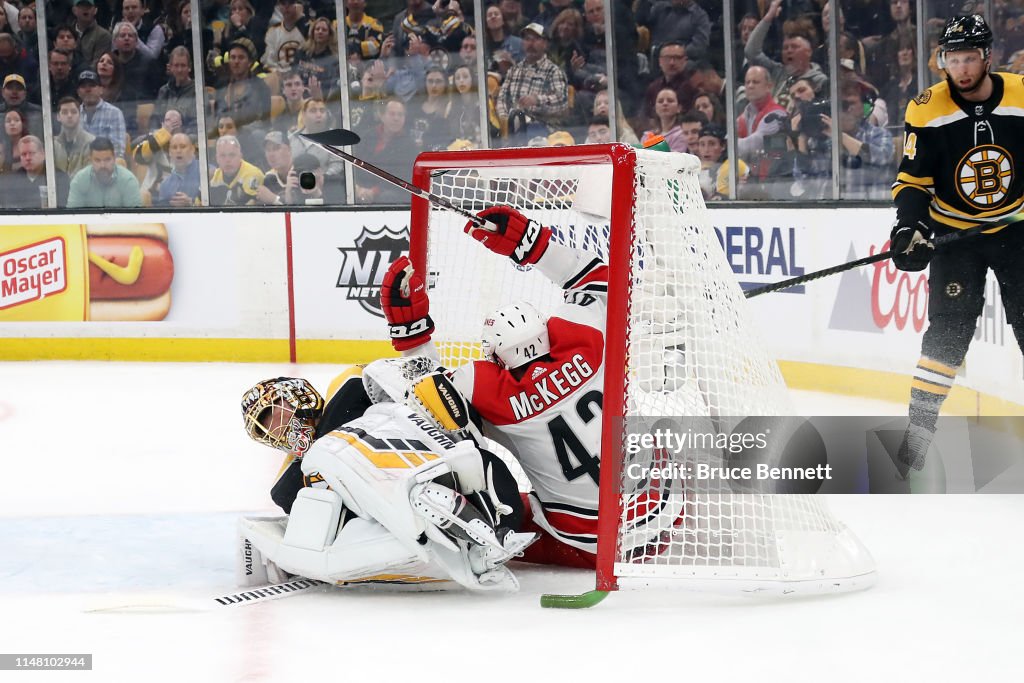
[890,221,935,272]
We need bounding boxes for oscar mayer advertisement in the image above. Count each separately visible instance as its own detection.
[0,224,173,321]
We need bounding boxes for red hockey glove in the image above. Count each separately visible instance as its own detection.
[380,256,434,351]
[464,206,552,266]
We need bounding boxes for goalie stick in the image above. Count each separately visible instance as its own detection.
[300,129,488,229]
[84,579,328,613]
[211,578,327,607]
[744,219,1003,298]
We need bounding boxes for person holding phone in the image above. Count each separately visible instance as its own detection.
[156,133,201,206]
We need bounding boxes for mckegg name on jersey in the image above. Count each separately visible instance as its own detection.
[509,353,595,420]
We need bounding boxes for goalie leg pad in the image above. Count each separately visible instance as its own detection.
[237,516,294,587]
[283,487,344,551]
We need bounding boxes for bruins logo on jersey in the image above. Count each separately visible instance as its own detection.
[913,89,932,105]
[955,144,1013,208]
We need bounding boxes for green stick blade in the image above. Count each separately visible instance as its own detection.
[540,590,609,609]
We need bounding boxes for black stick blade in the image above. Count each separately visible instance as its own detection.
[300,128,361,147]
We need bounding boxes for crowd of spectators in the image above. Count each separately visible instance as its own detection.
[0,1,1020,208]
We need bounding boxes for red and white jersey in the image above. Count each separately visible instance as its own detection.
[450,244,608,553]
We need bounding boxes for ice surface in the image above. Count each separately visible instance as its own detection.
[1,362,1021,682]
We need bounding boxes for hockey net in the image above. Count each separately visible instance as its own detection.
[409,145,875,595]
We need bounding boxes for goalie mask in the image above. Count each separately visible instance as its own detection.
[242,377,325,454]
[481,302,550,370]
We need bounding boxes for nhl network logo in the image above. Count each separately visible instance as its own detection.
[337,225,410,317]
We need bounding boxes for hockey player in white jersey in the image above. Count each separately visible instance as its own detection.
[382,206,613,568]
[238,358,536,592]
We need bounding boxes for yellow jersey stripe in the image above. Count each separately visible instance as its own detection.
[917,357,958,378]
[928,207,1010,231]
[912,378,953,396]
[326,364,366,401]
[933,193,1024,219]
[895,171,935,186]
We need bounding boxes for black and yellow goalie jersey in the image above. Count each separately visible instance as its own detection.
[893,72,1024,232]
[270,365,373,513]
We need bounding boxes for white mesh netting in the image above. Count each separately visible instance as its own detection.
[416,147,874,591]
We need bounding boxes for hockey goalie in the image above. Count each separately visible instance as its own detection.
[238,358,536,593]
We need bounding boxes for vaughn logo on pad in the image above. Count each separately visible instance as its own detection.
[0,237,68,310]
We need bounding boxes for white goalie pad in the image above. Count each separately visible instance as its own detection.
[293,403,525,591]
[240,508,455,589]
[238,496,521,592]
[361,357,441,406]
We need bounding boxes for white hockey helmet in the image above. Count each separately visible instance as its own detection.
[481,302,550,370]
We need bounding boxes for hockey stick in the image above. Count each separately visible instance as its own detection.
[744,220,1001,298]
[83,579,328,613]
[300,128,487,228]
[540,589,609,609]
[211,578,327,606]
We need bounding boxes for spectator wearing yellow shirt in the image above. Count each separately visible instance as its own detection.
[210,135,264,205]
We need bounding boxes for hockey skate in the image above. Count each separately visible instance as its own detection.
[897,424,935,474]
[468,527,537,574]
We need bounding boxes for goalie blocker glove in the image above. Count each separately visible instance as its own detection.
[381,255,434,351]
[465,206,552,266]
[890,221,935,272]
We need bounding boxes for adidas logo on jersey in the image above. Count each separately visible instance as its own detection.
[509,353,595,420]
[531,366,547,380]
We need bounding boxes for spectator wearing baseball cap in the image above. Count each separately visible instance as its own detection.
[547,130,575,147]
[71,0,113,68]
[0,34,30,92]
[495,19,570,133]
[212,37,272,139]
[0,71,43,136]
[694,124,748,201]
[76,69,128,159]
[257,130,294,206]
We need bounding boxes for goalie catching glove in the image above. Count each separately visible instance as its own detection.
[381,255,434,351]
[890,220,935,272]
[465,206,552,266]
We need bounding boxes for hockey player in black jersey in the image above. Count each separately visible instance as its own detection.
[890,14,1024,472]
